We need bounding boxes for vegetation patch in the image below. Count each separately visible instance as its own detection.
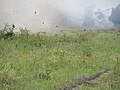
[0,28,120,90]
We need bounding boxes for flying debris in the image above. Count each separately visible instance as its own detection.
[34,11,37,14]
[109,4,120,28]
[12,24,15,29]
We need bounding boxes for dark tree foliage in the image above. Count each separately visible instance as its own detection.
[109,4,120,28]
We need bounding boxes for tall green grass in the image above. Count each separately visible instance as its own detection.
[0,28,120,90]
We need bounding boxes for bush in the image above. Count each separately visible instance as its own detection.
[0,24,15,39]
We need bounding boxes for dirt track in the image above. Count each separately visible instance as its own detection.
[55,68,112,90]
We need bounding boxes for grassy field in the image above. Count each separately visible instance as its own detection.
[0,28,120,90]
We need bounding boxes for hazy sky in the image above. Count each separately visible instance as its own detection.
[0,0,120,30]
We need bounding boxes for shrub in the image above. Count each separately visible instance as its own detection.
[0,24,15,39]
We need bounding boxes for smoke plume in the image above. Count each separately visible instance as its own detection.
[0,0,120,31]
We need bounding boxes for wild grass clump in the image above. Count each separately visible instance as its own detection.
[110,56,120,90]
[0,62,20,90]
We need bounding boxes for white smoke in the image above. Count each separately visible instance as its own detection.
[0,0,69,32]
[0,0,120,31]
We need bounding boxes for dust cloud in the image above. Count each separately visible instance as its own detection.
[0,0,120,32]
